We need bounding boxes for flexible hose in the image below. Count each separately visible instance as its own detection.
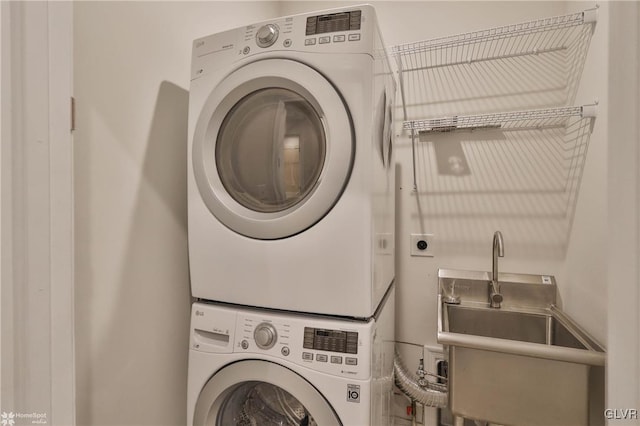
[393,349,448,408]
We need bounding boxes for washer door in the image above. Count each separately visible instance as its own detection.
[193,360,342,426]
[192,59,354,240]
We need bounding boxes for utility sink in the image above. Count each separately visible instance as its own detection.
[447,305,593,350]
[438,269,605,426]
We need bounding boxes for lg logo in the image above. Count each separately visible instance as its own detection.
[346,384,360,403]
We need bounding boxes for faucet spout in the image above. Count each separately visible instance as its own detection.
[490,231,504,308]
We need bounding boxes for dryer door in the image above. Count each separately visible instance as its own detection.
[193,360,342,425]
[192,59,354,240]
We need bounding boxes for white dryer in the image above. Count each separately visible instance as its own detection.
[187,5,396,317]
[186,286,394,425]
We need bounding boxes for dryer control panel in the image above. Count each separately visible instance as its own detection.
[305,10,362,35]
[190,302,373,380]
[190,5,378,81]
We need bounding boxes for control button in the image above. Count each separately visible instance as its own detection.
[304,38,316,46]
[241,340,249,350]
[253,323,277,350]
[345,357,358,366]
[348,33,361,42]
[242,46,250,55]
[283,39,292,48]
[333,35,345,43]
[281,346,290,356]
[316,354,328,362]
[331,355,343,364]
[256,24,279,48]
[319,36,330,44]
[302,352,313,361]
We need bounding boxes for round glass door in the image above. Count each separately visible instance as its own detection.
[192,59,353,240]
[216,88,326,213]
[193,360,341,426]
[218,381,317,425]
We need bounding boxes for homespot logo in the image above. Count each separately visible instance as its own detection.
[1,412,47,425]
[605,408,639,420]
[1,412,15,426]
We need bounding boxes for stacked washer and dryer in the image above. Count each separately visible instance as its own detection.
[187,5,396,425]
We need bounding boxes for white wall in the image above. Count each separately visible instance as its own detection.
[73,2,280,425]
[561,1,608,349]
[75,1,620,425]
[607,1,640,418]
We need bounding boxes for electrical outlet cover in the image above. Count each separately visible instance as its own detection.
[410,234,435,257]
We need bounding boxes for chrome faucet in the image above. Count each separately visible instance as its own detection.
[490,231,504,308]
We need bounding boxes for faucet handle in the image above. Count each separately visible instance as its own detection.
[490,288,503,308]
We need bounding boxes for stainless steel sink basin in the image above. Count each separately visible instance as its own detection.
[438,269,605,426]
[447,305,593,350]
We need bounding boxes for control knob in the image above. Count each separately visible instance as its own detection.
[253,322,277,349]
[256,24,279,48]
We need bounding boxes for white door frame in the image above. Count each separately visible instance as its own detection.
[1,2,75,424]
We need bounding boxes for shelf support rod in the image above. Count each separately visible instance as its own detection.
[411,129,418,192]
[393,49,416,190]
[394,51,409,123]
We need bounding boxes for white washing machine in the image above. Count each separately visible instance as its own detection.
[186,286,395,425]
[187,5,396,317]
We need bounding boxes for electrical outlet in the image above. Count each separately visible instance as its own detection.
[424,345,444,376]
[410,234,435,257]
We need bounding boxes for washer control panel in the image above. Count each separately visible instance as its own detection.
[190,302,372,380]
[303,327,358,354]
[253,322,278,349]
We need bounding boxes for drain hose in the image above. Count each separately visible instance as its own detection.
[393,349,448,408]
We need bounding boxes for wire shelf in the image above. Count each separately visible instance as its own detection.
[404,105,594,133]
[392,7,597,122]
[405,103,596,254]
[392,9,596,72]
[390,7,599,258]
[411,105,596,193]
